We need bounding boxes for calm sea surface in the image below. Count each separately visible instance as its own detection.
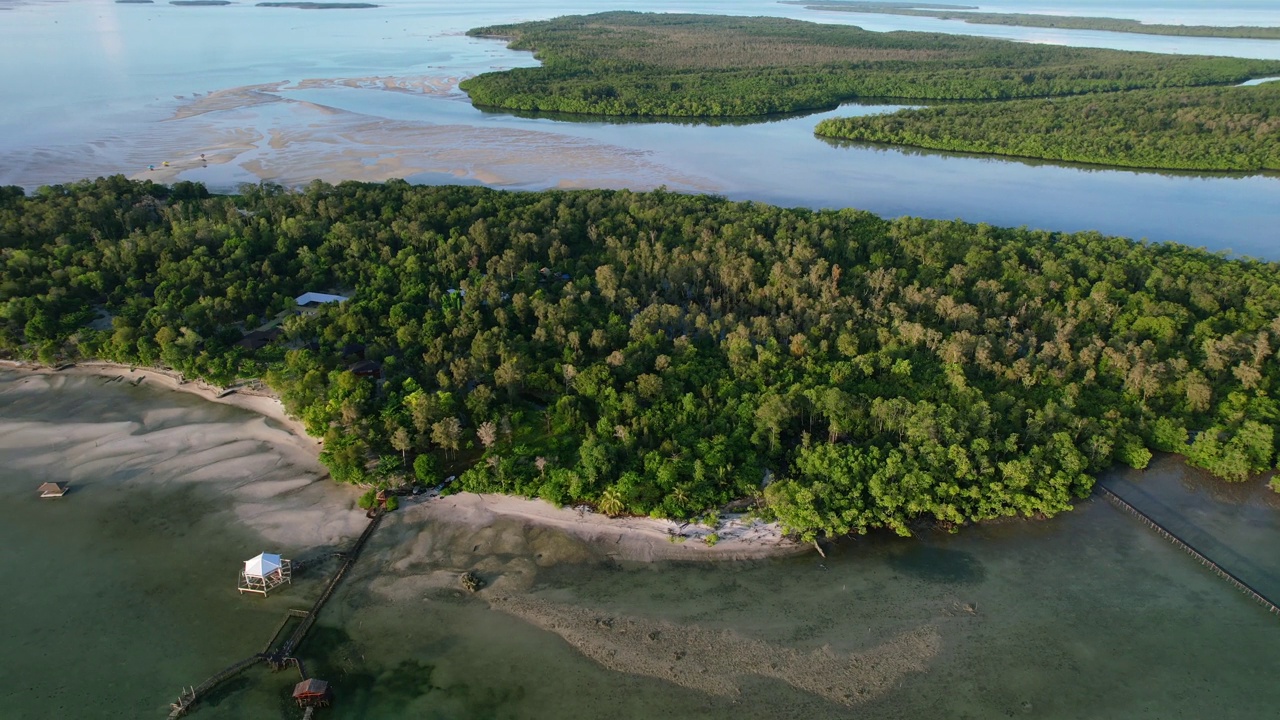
[2,3,1280,716]
[2,373,1279,719]
[1,0,1279,256]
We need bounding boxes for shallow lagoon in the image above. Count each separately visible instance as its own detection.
[2,374,1279,719]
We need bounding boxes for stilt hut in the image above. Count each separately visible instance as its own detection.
[293,678,333,707]
[238,552,292,595]
[38,482,68,498]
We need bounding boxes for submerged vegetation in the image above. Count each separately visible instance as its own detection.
[459,12,1280,118]
[2,178,1278,540]
[815,82,1280,171]
[784,1,1280,40]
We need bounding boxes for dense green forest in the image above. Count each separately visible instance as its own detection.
[2,178,1278,539]
[815,82,1280,171]
[459,12,1280,118]
[784,2,1280,40]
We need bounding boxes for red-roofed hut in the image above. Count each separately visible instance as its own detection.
[292,678,332,707]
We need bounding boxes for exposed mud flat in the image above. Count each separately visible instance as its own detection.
[488,594,942,706]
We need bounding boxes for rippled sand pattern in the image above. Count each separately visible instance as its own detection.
[0,77,718,194]
[490,594,941,705]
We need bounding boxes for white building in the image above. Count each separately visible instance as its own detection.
[294,292,349,307]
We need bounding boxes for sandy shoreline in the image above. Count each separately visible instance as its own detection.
[404,490,804,562]
[0,359,313,447]
[0,359,803,562]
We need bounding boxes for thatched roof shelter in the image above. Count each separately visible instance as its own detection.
[38,482,67,498]
[234,327,282,351]
[348,359,382,378]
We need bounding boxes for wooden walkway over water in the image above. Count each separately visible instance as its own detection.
[167,511,384,718]
[1097,484,1280,617]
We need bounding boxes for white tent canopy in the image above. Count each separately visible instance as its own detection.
[244,552,283,579]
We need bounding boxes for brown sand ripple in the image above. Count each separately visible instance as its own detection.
[489,594,941,706]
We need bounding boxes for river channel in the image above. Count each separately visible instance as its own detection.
[1,0,1279,257]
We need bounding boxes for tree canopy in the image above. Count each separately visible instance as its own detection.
[2,177,1278,540]
[459,12,1280,118]
[783,2,1280,40]
[815,82,1280,172]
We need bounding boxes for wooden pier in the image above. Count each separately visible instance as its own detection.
[166,511,384,717]
[1097,484,1280,617]
[168,655,265,718]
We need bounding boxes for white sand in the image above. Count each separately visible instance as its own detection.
[1,360,804,562]
[398,490,803,563]
[0,361,363,550]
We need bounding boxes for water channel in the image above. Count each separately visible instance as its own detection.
[1,0,1278,256]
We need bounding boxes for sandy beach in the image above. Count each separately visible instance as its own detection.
[0,360,802,563]
[402,490,803,562]
[0,362,366,552]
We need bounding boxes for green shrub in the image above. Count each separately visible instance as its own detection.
[413,454,438,484]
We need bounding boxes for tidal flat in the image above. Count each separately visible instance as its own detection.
[3,0,1280,255]
[2,372,1278,719]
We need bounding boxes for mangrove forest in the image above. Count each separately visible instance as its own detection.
[814,82,1280,172]
[2,178,1278,541]
[458,12,1280,118]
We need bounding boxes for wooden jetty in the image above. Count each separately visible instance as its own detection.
[168,655,265,719]
[275,511,384,661]
[1097,484,1280,617]
[166,511,383,717]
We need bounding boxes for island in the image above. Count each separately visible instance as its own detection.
[255,2,379,8]
[459,12,1280,118]
[783,2,1280,41]
[815,82,1280,172]
[170,1,233,6]
[1,178,1276,543]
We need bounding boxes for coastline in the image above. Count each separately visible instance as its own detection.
[0,359,313,447]
[0,359,804,562]
[404,490,805,562]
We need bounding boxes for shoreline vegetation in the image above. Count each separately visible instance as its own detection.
[142,1,380,7]
[459,12,1280,118]
[2,178,1278,546]
[782,1,1280,41]
[0,359,797,561]
[815,82,1280,172]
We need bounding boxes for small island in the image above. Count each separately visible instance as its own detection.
[2,178,1277,544]
[460,12,1280,118]
[784,1,1280,41]
[116,1,156,4]
[171,1,233,6]
[815,82,1280,172]
[256,2,379,8]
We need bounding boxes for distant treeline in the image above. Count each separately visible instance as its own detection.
[815,82,1280,172]
[142,1,379,7]
[784,2,1280,41]
[2,178,1278,539]
[459,12,1280,118]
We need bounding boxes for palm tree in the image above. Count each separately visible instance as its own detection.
[598,487,625,517]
